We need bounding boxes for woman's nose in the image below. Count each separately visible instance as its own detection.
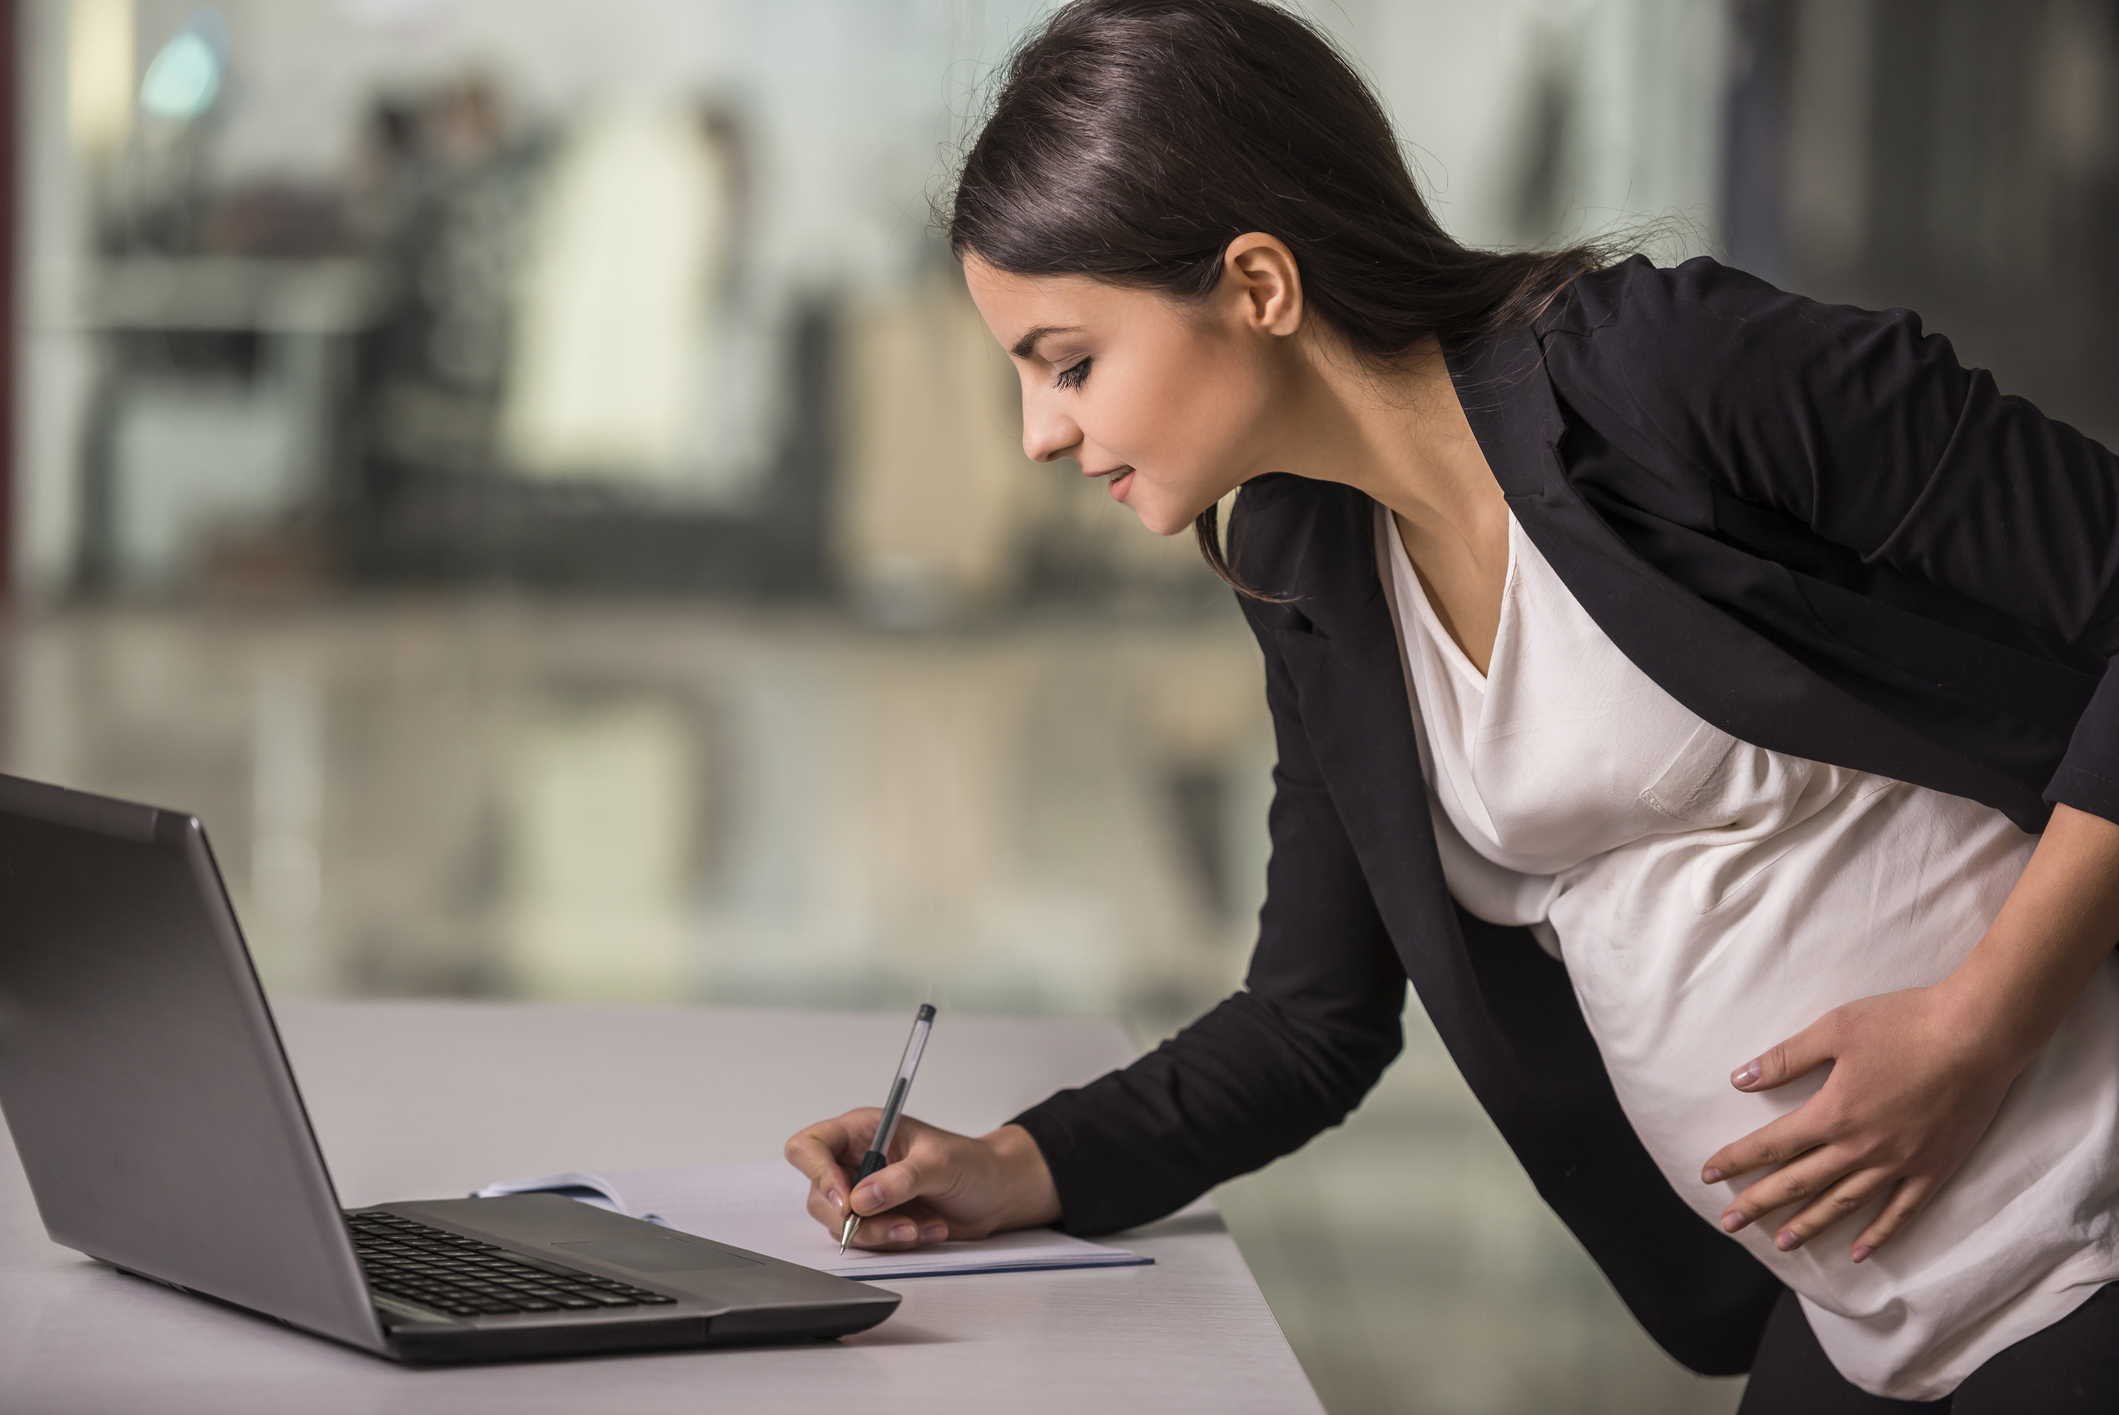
[1021,394,1081,465]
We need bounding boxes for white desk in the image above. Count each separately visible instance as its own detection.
[0,1000,1323,1414]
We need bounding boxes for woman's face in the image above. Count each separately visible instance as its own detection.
[964,256,1288,536]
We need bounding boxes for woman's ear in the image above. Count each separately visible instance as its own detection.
[1221,233,1304,337]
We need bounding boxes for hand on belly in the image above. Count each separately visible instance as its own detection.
[1699,984,2017,1263]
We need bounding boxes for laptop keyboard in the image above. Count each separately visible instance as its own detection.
[347,1210,679,1319]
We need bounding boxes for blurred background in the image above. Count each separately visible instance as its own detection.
[4,0,2117,1410]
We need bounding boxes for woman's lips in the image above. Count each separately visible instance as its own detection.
[1093,463,1144,502]
[1083,463,1136,502]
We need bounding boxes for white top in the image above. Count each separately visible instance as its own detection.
[1378,506,2119,1400]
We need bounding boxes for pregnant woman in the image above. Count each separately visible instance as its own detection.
[786,1,2119,1406]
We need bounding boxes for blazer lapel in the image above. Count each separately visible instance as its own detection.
[1262,486,1547,1112]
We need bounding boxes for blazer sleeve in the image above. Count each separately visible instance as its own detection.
[1548,255,2119,824]
[1008,609,1408,1236]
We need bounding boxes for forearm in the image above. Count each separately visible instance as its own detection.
[1940,803,2119,1068]
[1012,989,1402,1234]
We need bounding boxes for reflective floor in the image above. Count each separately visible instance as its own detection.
[0,595,1742,1414]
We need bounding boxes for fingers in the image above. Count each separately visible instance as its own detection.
[798,1180,949,1249]
[1700,988,2011,1265]
[1729,1015,1839,1095]
[1703,1102,1835,1186]
[843,1201,953,1251]
[1717,1142,1844,1236]
[785,1109,884,1235]
[849,1150,930,1218]
[786,1112,968,1250]
[845,1114,952,1213]
[842,1118,972,1249]
[786,1132,850,1206]
[1767,1167,1896,1253]
[1850,1176,1939,1263]
[802,1175,849,1233]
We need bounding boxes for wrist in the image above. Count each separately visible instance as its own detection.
[1929,965,2056,1075]
[980,1123,1062,1231]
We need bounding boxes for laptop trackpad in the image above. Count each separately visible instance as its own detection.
[555,1235,762,1274]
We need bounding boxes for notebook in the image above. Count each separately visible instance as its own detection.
[473,1162,1150,1281]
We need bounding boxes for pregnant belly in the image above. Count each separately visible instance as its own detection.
[1549,781,2119,1399]
[1549,781,2043,1239]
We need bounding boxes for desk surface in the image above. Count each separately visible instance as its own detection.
[0,999,1323,1414]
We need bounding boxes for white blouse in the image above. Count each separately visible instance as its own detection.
[1377,506,2119,1400]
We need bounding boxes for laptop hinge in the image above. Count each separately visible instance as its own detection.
[371,1294,461,1327]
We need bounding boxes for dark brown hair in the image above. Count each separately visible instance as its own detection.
[947,0,1612,590]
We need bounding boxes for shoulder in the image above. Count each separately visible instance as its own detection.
[1532,256,1976,485]
[1537,254,1958,406]
[1542,253,1798,338]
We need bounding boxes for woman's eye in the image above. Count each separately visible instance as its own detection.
[1055,357,1091,391]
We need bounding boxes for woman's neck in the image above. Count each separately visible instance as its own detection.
[1272,333,1502,528]
[1275,330,1511,669]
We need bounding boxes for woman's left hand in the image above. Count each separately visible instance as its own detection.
[1707,805,2119,1263]
[1700,982,2020,1263]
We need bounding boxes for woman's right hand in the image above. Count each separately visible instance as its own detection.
[783,1111,1062,1250]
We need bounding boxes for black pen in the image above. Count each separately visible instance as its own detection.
[841,1003,937,1254]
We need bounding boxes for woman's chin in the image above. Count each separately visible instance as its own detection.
[1126,495,1197,538]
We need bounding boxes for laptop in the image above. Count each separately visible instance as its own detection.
[0,771,900,1362]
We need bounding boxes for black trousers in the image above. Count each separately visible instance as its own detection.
[1737,1283,2119,1412]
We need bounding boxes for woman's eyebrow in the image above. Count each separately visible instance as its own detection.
[1010,324,1084,360]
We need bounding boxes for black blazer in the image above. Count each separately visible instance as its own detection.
[1011,257,2119,1376]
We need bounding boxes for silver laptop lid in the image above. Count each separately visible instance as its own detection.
[0,773,381,1351]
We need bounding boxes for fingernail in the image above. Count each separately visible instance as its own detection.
[853,1182,881,1210]
[920,1222,947,1243]
[1776,1230,1803,1252]
[1732,1060,1762,1088]
[888,1222,914,1242]
[1721,1210,1749,1233]
[826,1188,845,1210]
[1702,1166,1724,1184]
[1851,1245,1874,1264]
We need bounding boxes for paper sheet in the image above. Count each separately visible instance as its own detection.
[475,1161,1149,1280]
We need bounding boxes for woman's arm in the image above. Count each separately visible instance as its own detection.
[1705,804,2119,1259]
[785,615,1409,1245]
